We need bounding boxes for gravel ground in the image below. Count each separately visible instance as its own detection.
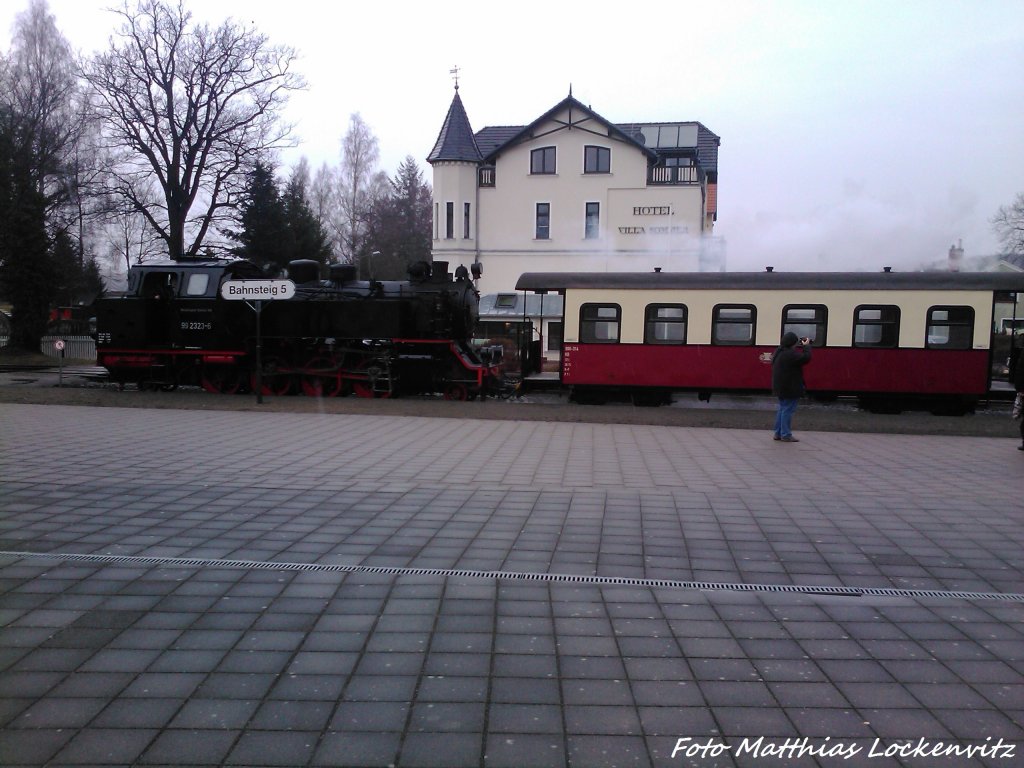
[0,359,1018,438]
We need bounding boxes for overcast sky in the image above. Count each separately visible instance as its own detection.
[3,0,1022,272]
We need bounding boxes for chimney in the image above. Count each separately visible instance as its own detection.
[948,239,964,272]
[765,266,774,272]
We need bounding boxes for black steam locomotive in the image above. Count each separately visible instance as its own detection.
[94,257,507,400]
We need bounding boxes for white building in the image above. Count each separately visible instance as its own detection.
[427,87,723,296]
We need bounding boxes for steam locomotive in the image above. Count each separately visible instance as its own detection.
[94,258,507,400]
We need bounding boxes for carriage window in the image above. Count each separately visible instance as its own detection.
[783,305,827,346]
[853,305,900,347]
[926,306,974,349]
[644,304,687,344]
[712,305,756,345]
[186,273,210,296]
[580,304,620,343]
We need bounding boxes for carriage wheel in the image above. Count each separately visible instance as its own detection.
[301,356,346,398]
[352,357,393,399]
[201,366,243,394]
[252,357,294,396]
[443,383,469,401]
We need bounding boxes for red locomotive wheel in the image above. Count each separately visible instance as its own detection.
[251,357,294,396]
[201,367,243,395]
[443,383,469,401]
[300,356,346,398]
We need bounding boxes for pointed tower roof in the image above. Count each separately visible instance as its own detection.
[427,89,482,164]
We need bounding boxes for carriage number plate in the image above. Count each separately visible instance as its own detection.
[181,321,213,331]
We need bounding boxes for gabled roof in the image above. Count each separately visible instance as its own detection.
[427,90,482,163]
[478,95,656,164]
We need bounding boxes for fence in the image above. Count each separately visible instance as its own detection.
[0,335,96,361]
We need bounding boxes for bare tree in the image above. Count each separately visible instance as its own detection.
[309,161,337,258]
[3,0,82,206]
[336,113,385,264]
[84,0,305,260]
[993,193,1024,255]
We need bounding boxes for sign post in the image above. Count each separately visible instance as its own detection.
[54,339,66,387]
[220,280,296,404]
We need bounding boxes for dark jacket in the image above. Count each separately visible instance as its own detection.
[1014,346,1024,392]
[771,332,812,399]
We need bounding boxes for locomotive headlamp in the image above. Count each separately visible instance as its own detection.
[471,262,483,279]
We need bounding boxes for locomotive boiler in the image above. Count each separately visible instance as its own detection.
[94,257,506,400]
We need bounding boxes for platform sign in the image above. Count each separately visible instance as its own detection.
[219,280,295,405]
[220,280,295,300]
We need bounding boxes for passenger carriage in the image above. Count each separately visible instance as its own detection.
[514,270,1024,412]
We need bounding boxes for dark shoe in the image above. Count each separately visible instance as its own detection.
[781,436,800,442]
[773,435,781,441]
[1018,445,1024,451]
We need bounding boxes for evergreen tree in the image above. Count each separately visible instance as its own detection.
[283,174,331,265]
[360,156,432,280]
[230,161,290,272]
[0,106,56,351]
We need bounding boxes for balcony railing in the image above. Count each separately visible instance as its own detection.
[479,166,496,187]
[648,166,702,185]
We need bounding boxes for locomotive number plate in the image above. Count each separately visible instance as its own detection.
[182,321,213,331]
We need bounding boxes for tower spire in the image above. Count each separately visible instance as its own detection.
[450,65,461,91]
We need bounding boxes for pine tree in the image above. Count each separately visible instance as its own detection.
[230,161,290,272]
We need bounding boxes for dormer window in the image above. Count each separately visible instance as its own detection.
[530,147,556,175]
[584,146,610,174]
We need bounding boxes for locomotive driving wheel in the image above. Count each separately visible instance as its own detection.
[443,383,469,401]
[201,366,243,395]
[352,356,393,399]
[252,356,294,396]
[300,355,347,398]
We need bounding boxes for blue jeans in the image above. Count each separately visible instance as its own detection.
[774,398,799,438]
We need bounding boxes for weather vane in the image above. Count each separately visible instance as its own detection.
[450,65,460,90]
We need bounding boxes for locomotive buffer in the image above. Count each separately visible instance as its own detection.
[220,280,296,404]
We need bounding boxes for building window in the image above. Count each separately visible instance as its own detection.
[445,202,454,239]
[644,304,687,344]
[580,304,620,343]
[463,202,471,239]
[535,203,550,240]
[782,305,827,346]
[584,145,610,174]
[530,147,556,175]
[433,202,439,239]
[547,321,563,352]
[926,306,974,349]
[585,202,600,239]
[712,304,756,345]
[495,294,517,309]
[853,305,900,347]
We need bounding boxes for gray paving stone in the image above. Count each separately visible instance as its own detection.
[2,404,1024,768]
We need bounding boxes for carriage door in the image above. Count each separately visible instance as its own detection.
[141,271,179,343]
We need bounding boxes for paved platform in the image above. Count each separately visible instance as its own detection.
[0,403,1022,767]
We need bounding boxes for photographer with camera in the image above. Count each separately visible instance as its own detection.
[771,332,813,442]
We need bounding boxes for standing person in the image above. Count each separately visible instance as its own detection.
[1013,346,1024,451]
[772,331,812,442]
